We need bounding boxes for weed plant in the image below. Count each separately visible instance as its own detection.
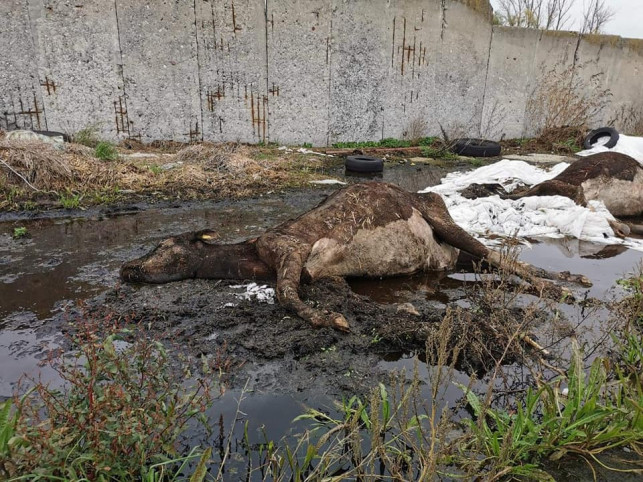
[420,146,460,161]
[95,141,119,161]
[332,137,436,149]
[59,191,82,209]
[0,317,214,480]
[11,227,28,239]
[73,125,101,148]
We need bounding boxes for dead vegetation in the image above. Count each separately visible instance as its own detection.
[527,61,612,137]
[0,134,337,211]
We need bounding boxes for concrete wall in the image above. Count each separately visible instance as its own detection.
[1,0,642,144]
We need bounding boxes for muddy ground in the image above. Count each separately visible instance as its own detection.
[0,158,580,399]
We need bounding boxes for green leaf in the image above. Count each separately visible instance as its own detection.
[189,447,211,482]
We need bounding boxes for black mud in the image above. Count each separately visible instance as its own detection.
[78,270,529,396]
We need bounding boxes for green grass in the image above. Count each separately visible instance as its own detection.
[148,164,163,175]
[421,146,460,160]
[456,339,643,479]
[332,140,380,149]
[12,227,28,239]
[95,141,119,161]
[560,137,582,152]
[332,136,438,149]
[59,192,82,209]
[72,125,101,148]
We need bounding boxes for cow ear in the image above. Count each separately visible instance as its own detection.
[195,230,219,244]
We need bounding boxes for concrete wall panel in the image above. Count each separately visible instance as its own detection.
[327,0,390,143]
[195,0,268,143]
[521,30,579,136]
[267,0,332,146]
[431,0,492,137]
[573,36,643,131]
[484,28,579,139]
[26,0,123,137]
[378,1,442,141]
[0,1,45,131]
[481,27,540,139]
[116,0,201,142]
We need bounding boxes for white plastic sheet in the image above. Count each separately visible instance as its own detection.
[421,159,643,251]
[576,133,643,163]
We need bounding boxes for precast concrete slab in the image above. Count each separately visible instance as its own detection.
[115,0,201,142]
[26,0,124,139]
[195,0,268,144]
[266,0,332,147]
[0,1,45,132]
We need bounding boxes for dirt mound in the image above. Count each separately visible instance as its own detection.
[0,138,338,210]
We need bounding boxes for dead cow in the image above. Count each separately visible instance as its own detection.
[121,182,589,331]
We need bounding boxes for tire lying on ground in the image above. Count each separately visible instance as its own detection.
[450,138,502,157]
[34,130,72,143]
[345,155,384,173]
[583,127,619,149]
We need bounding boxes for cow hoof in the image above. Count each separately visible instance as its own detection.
[331,313,350,332]
[311,312,350,332]
[558,271,592,287]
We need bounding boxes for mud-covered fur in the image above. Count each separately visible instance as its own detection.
[511,152,643,218]
[122,182,589,331]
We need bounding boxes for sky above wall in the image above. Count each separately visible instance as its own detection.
[489,0,643,39]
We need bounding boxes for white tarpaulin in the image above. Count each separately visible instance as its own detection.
[421,155,643,251]
[576,133,643,163]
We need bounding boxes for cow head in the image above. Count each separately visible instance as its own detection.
[120,230,218,283]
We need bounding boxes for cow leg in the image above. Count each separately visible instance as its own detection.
[414,192,591,295]
[626,223,643,236]
[256,234,350,331]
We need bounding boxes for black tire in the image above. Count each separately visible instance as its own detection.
[450,138,501,157]
[345,155,384,173]
[33,130,71,143]
[583,127,619,149]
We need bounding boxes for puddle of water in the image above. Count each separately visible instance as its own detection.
[0,326,61,398]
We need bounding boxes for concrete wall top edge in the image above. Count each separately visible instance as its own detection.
[493,24,643,49]
[454,0,493,20]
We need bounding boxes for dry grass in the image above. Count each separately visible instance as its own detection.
[527,61,611,135]
[403,117,429,145]
[0,137,337,210]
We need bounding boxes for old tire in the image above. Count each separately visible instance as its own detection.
[34,130,71,143]
[583,127,619,149]
[450,138,501,157]
[345,155,384,173]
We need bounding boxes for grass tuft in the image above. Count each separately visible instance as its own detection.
[95,141,119,161]
[0,316,214,480]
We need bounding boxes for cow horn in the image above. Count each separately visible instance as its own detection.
[195,230,219,243]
